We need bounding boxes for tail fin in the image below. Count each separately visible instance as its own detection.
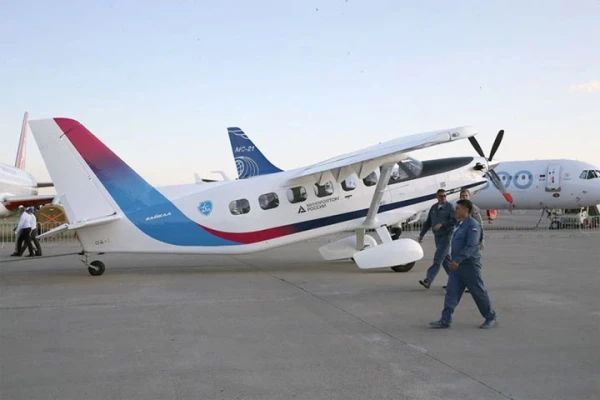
[27,118,120,223]
[28,118,238,248]
[227,127,282,179]
[28,117,174,223]
[14,111,28,169]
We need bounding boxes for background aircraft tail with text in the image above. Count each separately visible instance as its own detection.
[227,127,282,179]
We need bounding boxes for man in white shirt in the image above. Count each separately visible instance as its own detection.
[13,205,25,253]
[11,206,35,257]
[29,207,42,256]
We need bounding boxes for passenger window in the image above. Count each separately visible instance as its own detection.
[314,181,334,197]
[363,171,378,187]
[342,176,357,191]
[229,199,250,215]
[258,192,279,210]
[287,186,307,203]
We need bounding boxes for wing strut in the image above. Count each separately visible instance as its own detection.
[356,163,395,249]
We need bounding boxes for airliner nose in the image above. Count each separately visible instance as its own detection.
[581,182,600,206]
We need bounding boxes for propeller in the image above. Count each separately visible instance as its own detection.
[468,130,514,204]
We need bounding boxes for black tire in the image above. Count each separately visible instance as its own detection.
[391,261,415,272]
[88,260,105,276]
[389,226,402,240]
[549,220,560,230]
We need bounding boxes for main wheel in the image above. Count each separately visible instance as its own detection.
[390,261,415,272]
[549,220,560,230]
[88,260,106,276]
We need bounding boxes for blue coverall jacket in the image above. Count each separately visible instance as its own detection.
[419,202,457,238]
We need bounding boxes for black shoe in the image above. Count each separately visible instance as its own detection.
[419,279,431,289]
[10,253,20,257]
[429,320,450,329]
[479,318,497,329]
[35,252,42,256]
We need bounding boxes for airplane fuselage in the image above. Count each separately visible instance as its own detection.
[74,156,488,255]
[0,162,38,217]
[471,159,600,210]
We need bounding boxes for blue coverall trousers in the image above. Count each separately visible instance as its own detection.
[441,261,497,324]
[425,234,451,284]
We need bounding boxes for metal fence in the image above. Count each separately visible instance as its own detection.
[400,211,600,238]
[0,221,78,250]
[1,211,599,250]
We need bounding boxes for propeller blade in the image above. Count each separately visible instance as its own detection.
[468,136,486,158]
[488,129,504,161]
[486,169,513,204]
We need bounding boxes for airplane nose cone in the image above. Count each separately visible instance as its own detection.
[581,183,600,206]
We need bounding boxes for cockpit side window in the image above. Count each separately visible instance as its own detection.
[580,170,600,179]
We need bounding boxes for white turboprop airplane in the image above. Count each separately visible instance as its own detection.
[28,117,512,276]
[464,160,600,210]
[0,112,55,217]
[226,127,600,212]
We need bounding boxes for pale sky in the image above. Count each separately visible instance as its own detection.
[1,1,598,194]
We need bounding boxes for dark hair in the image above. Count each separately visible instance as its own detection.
[436,189,446,195]
[456,199,473,213]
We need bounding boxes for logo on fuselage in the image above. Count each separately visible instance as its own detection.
[145,212,172,221]
[198,201,213,216]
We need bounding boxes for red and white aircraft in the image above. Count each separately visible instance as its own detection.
[0,112,55,217]
[29,117,511,276]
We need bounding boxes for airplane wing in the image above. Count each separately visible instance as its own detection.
[1,194,56,211]
[286,126,477,185]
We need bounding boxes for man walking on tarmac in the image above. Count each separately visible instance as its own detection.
[429,199,498,329]
[418,189,456,289]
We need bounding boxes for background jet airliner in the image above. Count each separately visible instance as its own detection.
[226,127,600,212]
[0,112,55,217]
[27,117,510,276]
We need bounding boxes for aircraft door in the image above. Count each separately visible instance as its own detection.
[546,164,561,192]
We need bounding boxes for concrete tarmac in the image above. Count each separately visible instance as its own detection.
[1,234,599,400]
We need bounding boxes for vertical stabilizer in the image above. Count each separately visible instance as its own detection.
[227,127,282,178]
[14,111,28,169]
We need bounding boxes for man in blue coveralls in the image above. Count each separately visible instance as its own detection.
[429,199,498,329]
[418,189,456,289]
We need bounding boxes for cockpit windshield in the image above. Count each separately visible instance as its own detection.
[403,157,423,177]
[387,157,424,184]
[579,170,600,179]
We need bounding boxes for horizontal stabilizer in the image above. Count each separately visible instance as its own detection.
[38,213,121,240]
[1,194,56,210]
[353,239,424,269]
